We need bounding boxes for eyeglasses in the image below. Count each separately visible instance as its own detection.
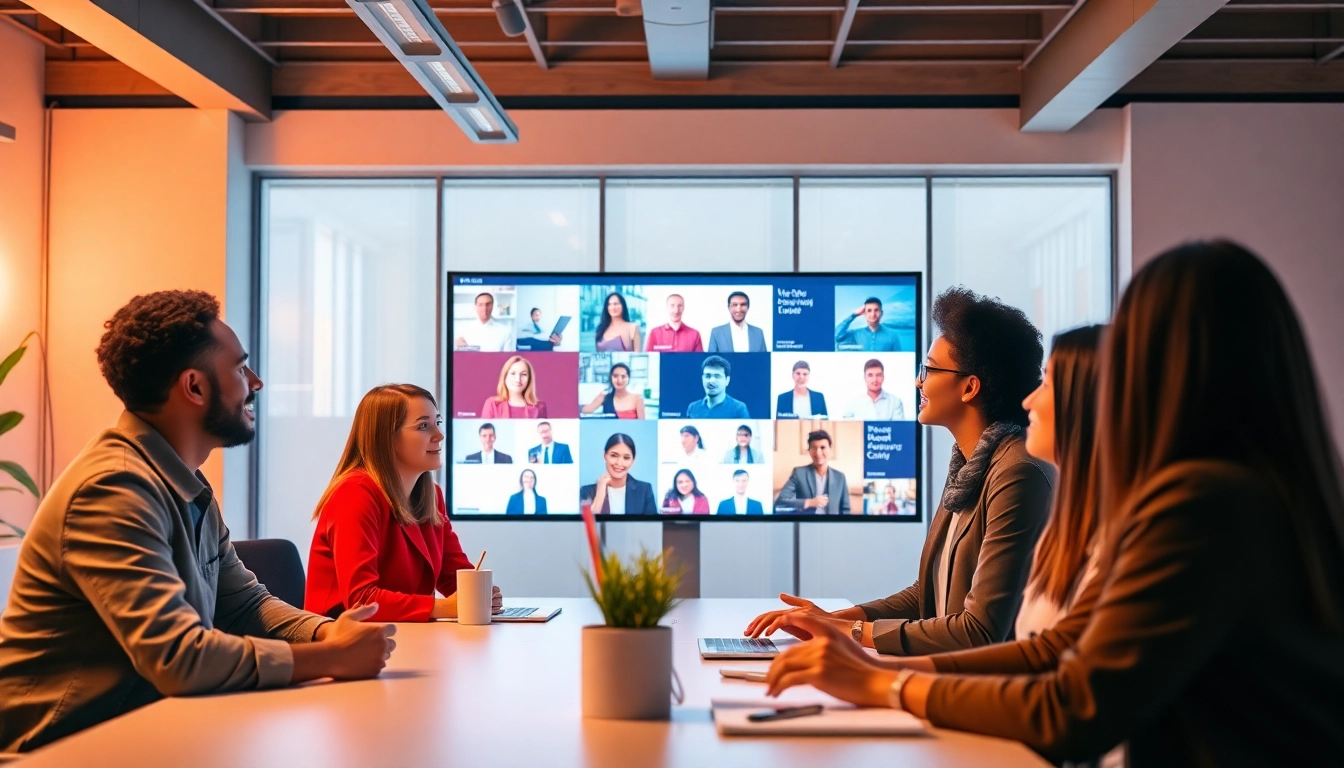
[918,363,972,383]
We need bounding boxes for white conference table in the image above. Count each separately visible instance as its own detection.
[17,598,1047,768]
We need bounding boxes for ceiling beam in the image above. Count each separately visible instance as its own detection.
[24,0,273,119]
[46,60,176,96]
[265,59,1021,96]
[1318,40,1344,63]
[48,56,1344,102]
[829,0,862,66]
[1019,0,1228,131]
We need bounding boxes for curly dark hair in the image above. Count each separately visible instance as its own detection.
[931,286,1043,426]
[96,290,221,411]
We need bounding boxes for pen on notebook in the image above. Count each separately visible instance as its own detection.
[747,704,825,723]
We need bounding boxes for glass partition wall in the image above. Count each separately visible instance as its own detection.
[256,175,1112,599]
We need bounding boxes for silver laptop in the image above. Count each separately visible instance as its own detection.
[698,636,797,659]
[494,606,561,622]
[442,606,561,623]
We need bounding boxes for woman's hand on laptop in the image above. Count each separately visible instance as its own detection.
[745,594,845,640]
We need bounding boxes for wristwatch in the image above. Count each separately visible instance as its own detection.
[850,620,864,643]
[888,669,917,712]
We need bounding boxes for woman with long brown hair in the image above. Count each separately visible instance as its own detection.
[763,241,1344,766]
[306,384,502,622]
[1014,324,1104,636]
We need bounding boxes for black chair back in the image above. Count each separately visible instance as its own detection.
[231,538,306,608]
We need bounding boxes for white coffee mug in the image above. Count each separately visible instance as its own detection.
[456,569,493,625]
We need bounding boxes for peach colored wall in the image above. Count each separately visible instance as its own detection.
[1128,103,1344,450]
[246,108,1126,170]
[0,23,46,533]
[47,109,241,496]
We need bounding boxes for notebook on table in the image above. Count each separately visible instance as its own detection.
[698,637,798,659]
[711,698,927,736]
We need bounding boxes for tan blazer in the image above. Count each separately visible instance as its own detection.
[858,433,1054,655]
[0,412,328,753]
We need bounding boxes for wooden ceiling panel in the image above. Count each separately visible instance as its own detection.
[10,0,1344,106]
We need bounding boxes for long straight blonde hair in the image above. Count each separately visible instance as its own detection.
[493,355,538,405]
[313,383,442,527]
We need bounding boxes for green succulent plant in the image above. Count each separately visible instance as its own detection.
[582,547,683,629]
[1,332,39,541]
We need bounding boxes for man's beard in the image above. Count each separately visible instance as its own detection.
[203,371,256,448]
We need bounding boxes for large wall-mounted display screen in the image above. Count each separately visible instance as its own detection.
[448,272,922,521]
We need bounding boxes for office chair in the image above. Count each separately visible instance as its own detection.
[231,538,307,608]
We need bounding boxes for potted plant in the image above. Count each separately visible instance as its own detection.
[579,506,684,719]
[1,333,39,542]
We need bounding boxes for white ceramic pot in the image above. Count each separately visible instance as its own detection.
[581,625,676,720]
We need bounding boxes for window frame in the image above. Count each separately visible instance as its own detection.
[250,171,1118,537]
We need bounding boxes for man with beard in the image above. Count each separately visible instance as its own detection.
[0,291,396,753]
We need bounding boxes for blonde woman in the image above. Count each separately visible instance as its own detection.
[481,355,548,419]
[306,384,503,622]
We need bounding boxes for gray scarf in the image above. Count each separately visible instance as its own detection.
[940,421,1022,513]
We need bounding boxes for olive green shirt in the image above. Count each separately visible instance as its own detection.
[0,412,328,753]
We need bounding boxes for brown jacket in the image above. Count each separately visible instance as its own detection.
[859,433,1053,655]
[0,412,329,753]
[924,461,1344,766]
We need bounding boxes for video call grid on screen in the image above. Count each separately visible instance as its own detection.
[447,272,922,522]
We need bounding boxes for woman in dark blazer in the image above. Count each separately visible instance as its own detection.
[775,361,828,418]
[579,433,657,515]
[505,469,548,515]
[761,242,1344,767]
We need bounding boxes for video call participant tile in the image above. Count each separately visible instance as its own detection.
[657,353,771,420]
[577,352,660,420]
[863,478,918,517]
[451,351,580,420]
[577,419,660,516]
[831,283,918,353]
[452,464,579,516]
[770,421,866,515]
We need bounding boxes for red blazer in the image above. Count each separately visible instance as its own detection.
[305,471,472,622]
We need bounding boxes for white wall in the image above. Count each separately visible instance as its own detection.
[1127,103,1344,450]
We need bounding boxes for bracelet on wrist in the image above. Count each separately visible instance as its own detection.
[887,669,917,712]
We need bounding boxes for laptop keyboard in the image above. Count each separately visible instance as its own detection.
[704,637,778,654]
[496,607,538,618]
